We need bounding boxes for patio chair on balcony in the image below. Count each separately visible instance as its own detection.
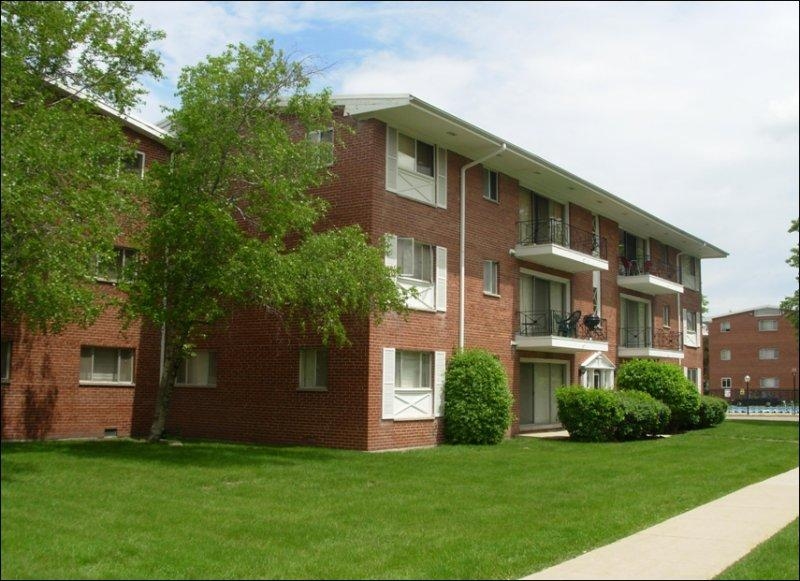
[556,310,581,337]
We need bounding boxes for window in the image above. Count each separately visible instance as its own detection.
[398,133,434,177]
[396,350,432,389]
[398,238,434,283]
[484,169,499,202]
[299,349,328,391]
[1,341,10,382]
[307,128,334,144]
[483,260,499,295]
[96,247,137,282]
[663,305,670,327]
[80,347,134,384]
[721,377,731,389]
[760,377,779,388]
[123,151,145,178]
[758,348,779,360]
[686,311,697,332]
[592,270,601,317]
[686,368,699,388]
[720,321,731,332]
[758,319,778,331]
[176,350,217,387]
[720,349,731,361]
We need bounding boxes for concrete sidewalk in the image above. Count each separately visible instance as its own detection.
[522,467,799,580]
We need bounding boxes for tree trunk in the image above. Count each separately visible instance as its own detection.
[147,339,181,443]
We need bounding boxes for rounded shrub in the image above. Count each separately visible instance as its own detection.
[555,386,622,442]
[615,390,671,440]
[694,395,728,428]
[443,349,512,445]
[616,359,700,431]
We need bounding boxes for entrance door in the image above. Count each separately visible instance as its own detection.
[520,362,565,426]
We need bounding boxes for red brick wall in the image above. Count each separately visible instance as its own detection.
[1,128,168,440]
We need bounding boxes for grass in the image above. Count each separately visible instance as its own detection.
[1,419,797,579]
[716,518,799,580]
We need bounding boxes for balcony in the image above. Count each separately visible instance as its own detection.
[515,310,609,353]
[617,256,683,295]
[618,327,684,359]
[515,219,609,273]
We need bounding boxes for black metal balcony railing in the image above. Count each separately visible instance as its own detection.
[518,310,608,341]
[619,327,683,350]
[517,219,608,260]
[618,255,679,283]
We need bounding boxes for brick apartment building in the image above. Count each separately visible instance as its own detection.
[707,306,799,402]
[0,95,727,449]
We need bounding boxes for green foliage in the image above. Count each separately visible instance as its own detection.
[617,359,701,431]
[615,390,671,440]
[443,349,512,445]
[124,40,408,440]
[779,218,799,336]
[695,395,728,429]
[1,1,163,332]
[555,386,623,442]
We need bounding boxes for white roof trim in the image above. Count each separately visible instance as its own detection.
[710,305,782,320]
[580,351,616,370]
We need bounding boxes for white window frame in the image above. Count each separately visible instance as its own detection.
[720,321,731,332]
[386,235,446,312]
[483,260,499,296]
[721,377,731,389]
[298,348,328,391]
[1,340,10,382]
[720,349,731,361]
[758,319,778,332]
[484,169,499,202]
[758,348,779,360]
[80,346,134,385]
[175,350,217,388]
[663,305,670,328]
[96,247,137,283]
[307,127,334,144]
[398,133,435,178]
[759,377,779,388]
[123,150,145,178]
[397,237,434,284]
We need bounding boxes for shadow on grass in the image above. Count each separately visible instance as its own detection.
[1,438,347,468]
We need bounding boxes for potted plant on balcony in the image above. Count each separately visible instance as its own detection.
[584,312,601,331]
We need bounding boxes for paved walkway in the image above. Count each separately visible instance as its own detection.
[520,466,799,580]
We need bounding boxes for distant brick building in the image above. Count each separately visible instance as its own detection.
[707,306,799,401]
[1,95,728,449]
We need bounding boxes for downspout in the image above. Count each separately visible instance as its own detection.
[675,251,684,369]
[459,143,507,350]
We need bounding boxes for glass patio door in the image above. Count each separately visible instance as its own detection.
[520,362,564,426]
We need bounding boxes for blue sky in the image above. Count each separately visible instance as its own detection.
[129,1,799,318]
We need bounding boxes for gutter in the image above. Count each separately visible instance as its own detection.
[459,144,507,350]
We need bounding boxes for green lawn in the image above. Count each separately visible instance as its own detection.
[2,420,798,579]
[716,518,799,580]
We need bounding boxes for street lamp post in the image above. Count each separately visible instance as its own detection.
[744,374,751,416]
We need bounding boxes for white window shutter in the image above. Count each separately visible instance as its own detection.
[436,147,447,208]
[434,351,446,417]
[386,126,398,192]
[695,312,701,338]
[382,348,396,420]
[385,234,397,269]
[436,246,447,312]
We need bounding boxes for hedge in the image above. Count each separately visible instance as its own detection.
[616,359,700,431]
[695,395,728,428]
[443,349,512,445]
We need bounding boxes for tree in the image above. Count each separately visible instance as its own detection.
[1,1,163,332]
[124,40,409,442]
[780,218,799,334]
